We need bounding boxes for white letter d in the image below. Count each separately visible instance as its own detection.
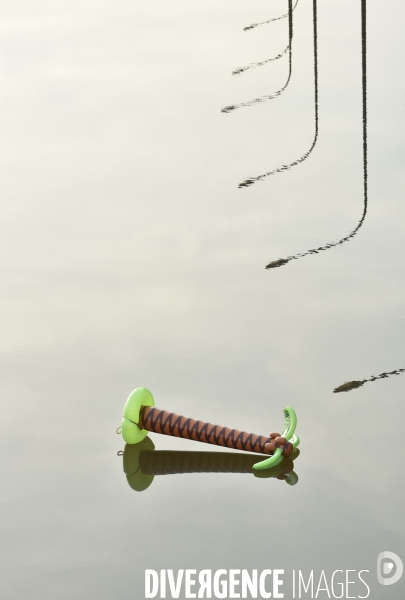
[145,570,159,598]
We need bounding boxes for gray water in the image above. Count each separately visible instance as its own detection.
[1,0,405,598]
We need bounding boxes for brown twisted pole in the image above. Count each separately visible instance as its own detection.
[139,406,293,458]
[120,389,298,472]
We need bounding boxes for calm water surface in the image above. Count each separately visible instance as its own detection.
[1,0,405,598]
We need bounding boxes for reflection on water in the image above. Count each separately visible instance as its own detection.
[244,0,300,32]
[334,367,405,393]
[265,0,367,268]
[221,0,293,113]
[232,44,289,77]
[121,438,300,492]
[233,0,301,75]
[238,0,317,189]
[3,0,405,595]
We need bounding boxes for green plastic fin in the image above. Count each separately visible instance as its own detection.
[252,447,283,471]
[281,406,297,441]
[252,457,293,479]
[252,406,298,472]
[122,387,155,444]
[290,433,300,449]
[121,417,148,445]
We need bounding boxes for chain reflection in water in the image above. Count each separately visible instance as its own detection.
[244,0,300,32]
[222,0,294,113]
[265,0,367,269]
[122,437,300,492]
[334,367,405,394]
[232,43,289,77]
[239,0,318,189]
[232,0,300,76]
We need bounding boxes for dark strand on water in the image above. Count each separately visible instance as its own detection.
[232,43,289,76]
[244,0,300,32]
[334,367,405,394]
[264,0,367,268]
[239,0,318,189]
[222,0,293,114]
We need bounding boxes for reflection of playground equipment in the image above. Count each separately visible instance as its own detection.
[334,366,405,394]
[265,0,368,268]
[120,388,300,471]
[222,0,294,114]
[121,437,300,492]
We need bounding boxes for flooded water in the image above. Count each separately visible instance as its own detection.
[1,0,405,598]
